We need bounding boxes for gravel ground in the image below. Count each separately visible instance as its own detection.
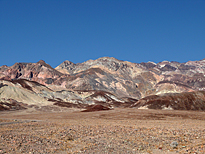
[0,108,205,154]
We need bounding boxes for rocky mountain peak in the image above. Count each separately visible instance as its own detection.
[57,60,75,68]
[36,60,54,69]
[97,57,122,62]
[55,60,76,74]
[37,60,46,65]
[81,57,130,72]
[83,57,124,65]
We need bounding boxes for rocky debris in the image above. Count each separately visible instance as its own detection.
[132,91,205,111]
[0,110,204,154]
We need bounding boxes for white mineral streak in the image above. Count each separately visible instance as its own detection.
[138,105,149,109]
[162,106,173,110]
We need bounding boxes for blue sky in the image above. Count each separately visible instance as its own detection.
[0,0,205,67]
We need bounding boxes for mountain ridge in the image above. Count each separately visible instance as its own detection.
[1,57,205,97]
[0,57,205,112]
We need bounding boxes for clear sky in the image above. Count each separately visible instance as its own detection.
[0,0,205,67]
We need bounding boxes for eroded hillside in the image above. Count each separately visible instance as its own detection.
[0,57,205,111]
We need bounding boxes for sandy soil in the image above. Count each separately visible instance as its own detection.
[0,108,205,154]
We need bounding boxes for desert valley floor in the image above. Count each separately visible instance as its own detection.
[0,108,205,154]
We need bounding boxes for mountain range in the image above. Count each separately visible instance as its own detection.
[1,57,205,111]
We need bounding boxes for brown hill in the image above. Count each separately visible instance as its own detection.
[81,104,112,112]
[131,91,205,111]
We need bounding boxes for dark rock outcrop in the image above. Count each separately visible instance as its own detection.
[0,99,27,111]
[82,105,112,112]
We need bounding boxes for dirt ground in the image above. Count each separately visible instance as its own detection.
[0,108,205,154]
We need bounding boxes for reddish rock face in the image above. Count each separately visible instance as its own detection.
[0,60,65,84]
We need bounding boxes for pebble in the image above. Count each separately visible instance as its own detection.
[170,141,178,148]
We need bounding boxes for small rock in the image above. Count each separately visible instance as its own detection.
[170,141,178,148]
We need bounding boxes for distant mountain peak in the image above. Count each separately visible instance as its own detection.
[55,60,76,74]
[98,56,121,61]
[60,60,75,66]
[37,60,46,65]
[36,60,55,70]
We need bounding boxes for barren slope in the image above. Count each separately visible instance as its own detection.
[1,57,205,112]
